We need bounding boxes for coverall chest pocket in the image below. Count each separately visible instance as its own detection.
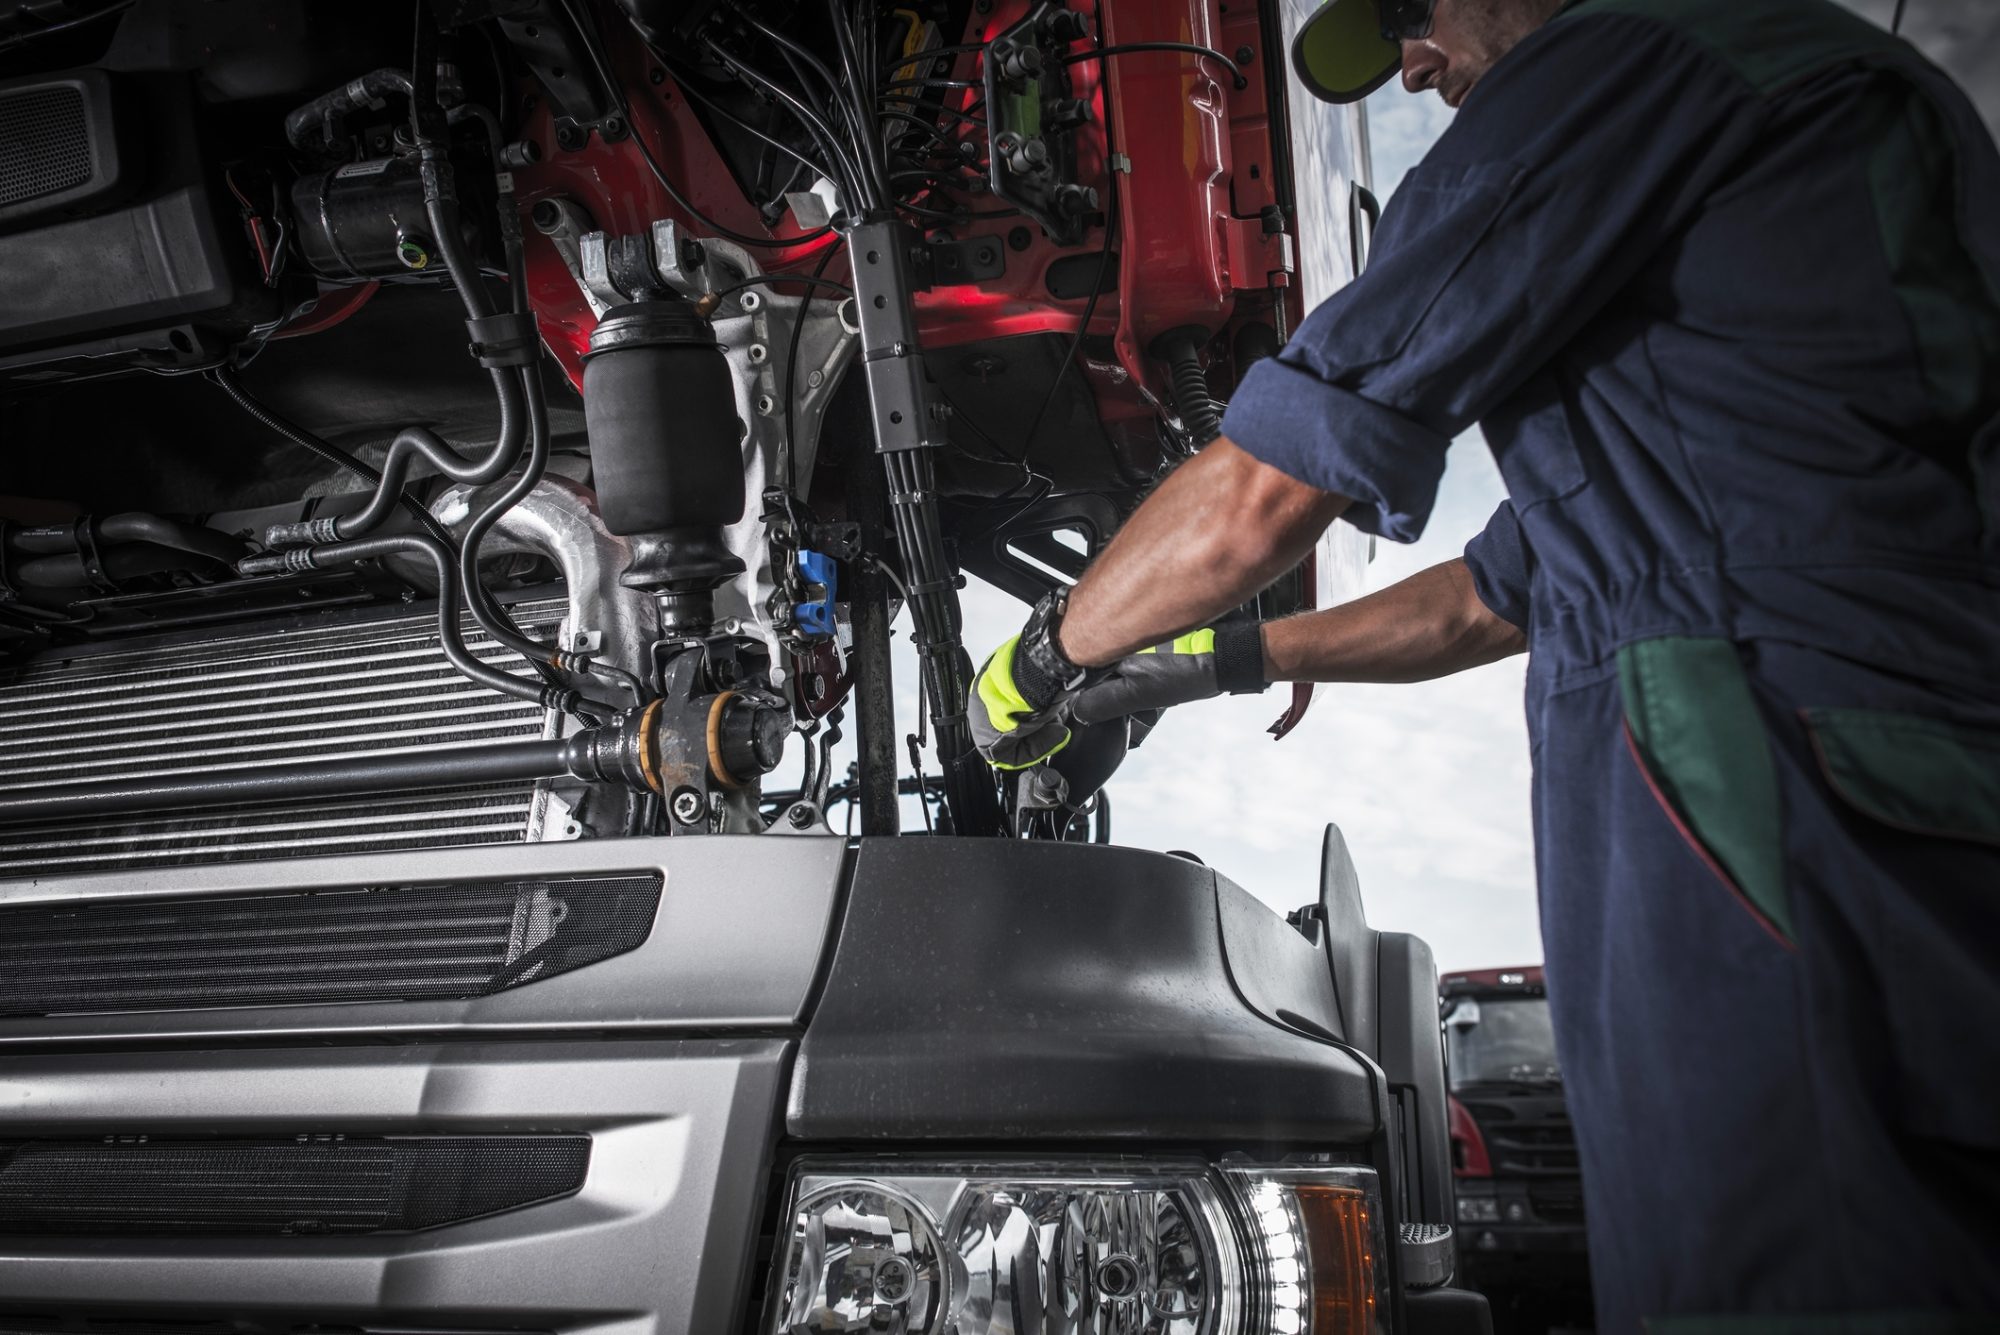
[1339,159,1522,367]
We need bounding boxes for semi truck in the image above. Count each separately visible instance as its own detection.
[0,0,1481,1331]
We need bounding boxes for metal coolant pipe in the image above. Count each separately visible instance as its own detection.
[0,713,658,828]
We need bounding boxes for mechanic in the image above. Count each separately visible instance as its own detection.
[970,0,2000,1327]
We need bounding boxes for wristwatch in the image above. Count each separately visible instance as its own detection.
[1013,587,1104,710]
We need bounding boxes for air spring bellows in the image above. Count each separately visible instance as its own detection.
[582,298,747,600]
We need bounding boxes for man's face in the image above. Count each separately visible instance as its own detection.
[1399,0,1561,108]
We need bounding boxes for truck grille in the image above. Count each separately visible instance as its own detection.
[1457,1093,1580,1176]
[0,600,564,875]
[0,1134,590,1235]
[0,872,662,1017]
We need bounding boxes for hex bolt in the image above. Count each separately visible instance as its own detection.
[756,394,777,416]
[739,290,763,312]
[554,124,586,152]
[1235,44,1255,65]
[649,67,667,84]
[787,804,815,829]
[670,787,705,824]
[747,344,769,364]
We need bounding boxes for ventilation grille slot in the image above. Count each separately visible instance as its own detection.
[0,86,90,208]
[0,599,566,873]
[0,872,661,1017]
[0,1133,588,1237]
[0,1322,552,1335]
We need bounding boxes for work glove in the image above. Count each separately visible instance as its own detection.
[969,590,1100,770]
[1070,623,1269,725]
[971,598,1269,770]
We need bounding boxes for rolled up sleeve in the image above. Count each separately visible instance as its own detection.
[1223,7,1762,544]
[1463,501,1533,630]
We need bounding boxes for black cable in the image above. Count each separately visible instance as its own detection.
[1061,42,1248,90]
[1891,0,1908,32]
[0,0,133,54]
[708,272,854,301]
[782,240,847,495]
[702,36,866,209]
[660,60,839,187]
[745,12,890,207]
[577,0,838,249]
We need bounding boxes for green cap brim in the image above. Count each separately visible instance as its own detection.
[1292,0,1403,103]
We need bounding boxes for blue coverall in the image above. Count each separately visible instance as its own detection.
[1220,0,2000,1328]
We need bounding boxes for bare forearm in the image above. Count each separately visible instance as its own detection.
[1060,438,1350,667]
[1260,557,1526,684]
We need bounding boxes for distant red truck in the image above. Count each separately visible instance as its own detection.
[1442,966,1595,1333]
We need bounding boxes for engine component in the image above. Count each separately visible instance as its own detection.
[982,2,1098,246]
[0,70,281,381]
[288,154,487,279]
[0,596,569,874]
[582,295,746,620]
[0,70,129,231]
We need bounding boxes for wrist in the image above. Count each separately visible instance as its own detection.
[1015,589,1101,709]
[1212,620,1270,695]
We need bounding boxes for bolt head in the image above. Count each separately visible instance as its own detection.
[787,805,815,829]
[755,394,777,415]
[670,788,704,823]
[807,369,825,387]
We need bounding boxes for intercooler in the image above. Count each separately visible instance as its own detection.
[0,597,569,875]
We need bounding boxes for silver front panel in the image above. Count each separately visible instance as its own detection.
[0,834,847,1045]
[0,1038,788,1333]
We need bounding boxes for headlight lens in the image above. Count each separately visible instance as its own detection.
[765,1160,1388,1335]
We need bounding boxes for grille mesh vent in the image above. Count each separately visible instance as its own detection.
[0,872,661,1016]
[0,1135,589,1235]
[0,599,565,873]
[0,86,90,208]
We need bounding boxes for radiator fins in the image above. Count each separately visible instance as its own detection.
[0,600,566,874]
[0,873,661,1017]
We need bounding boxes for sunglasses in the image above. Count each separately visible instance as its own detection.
[1378,0,1438,41]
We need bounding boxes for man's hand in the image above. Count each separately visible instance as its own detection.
[969,591,1097,770]
[1070,624,1269,725]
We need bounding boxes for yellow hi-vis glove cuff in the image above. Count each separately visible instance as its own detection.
[970,635,1075,770]
[1069,623,1267,726]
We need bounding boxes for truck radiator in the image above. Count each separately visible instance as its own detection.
[0,599,566,875]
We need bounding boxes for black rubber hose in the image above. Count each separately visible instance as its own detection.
[7,515,243,565]
[238,533,575,712]
[14,544,224,589]
[284,68,415,151]
[268,375,526,543]
[204,368,458,551]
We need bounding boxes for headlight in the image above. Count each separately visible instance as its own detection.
[764,1159,1389,1335]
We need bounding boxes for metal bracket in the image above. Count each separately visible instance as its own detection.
[918,235,1007,287]
[847,219,944,455]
